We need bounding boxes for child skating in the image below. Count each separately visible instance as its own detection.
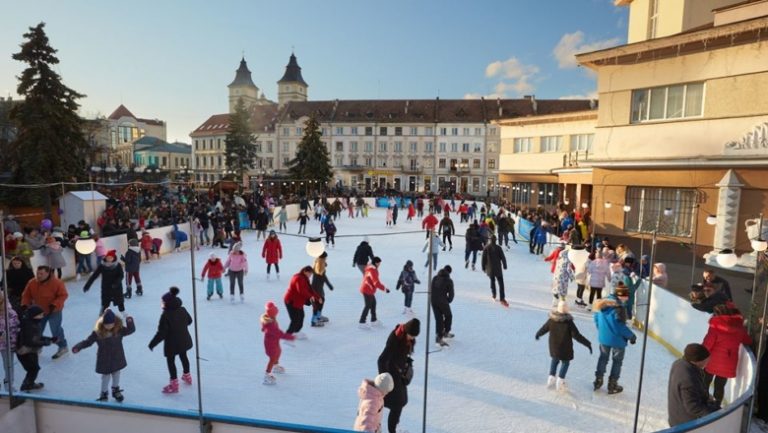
[261,301,295,385]
[262,230,283,280]
[535,300,592,392]
[148,287,194,394]
[201,253,224,300]
[395,260,420,315]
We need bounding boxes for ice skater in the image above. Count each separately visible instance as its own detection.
[84,250,126,313]
[261,301,296,385]
[15,305,54,391]
[224,242,248,302]
[395,260,420,315]
[122,239,143,298]
[324,219,337,248]
[283,266,318,339]
[359,257,389,328]
[297,211,309,234]
[201,253,224,300]
[262,230,282,280]
[535,300,592,392]
[592,285,636,394]
[148,287,193,394]
[422,232,444,270]
[311,252,334,327]
[353,373,395,432]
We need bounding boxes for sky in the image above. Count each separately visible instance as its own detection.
[0,0,627,143]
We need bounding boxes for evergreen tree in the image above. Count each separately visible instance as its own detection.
[287,115,333,186]
[6,23,89,207]
[224,98,257,178]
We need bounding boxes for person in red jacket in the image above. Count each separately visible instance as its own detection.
[421,211,439,239]
[283,266,318,339]
[544,243,565,273]
[201,253,224,300]
[702,303,752,405]
[261,301,295,385]
[262,230,283,280]
[359,257,390,329]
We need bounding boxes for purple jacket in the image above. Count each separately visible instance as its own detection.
[588,259,611,289]
[0,307,20,352]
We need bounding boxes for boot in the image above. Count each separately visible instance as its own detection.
[263,373,276,385]
[556,377,568,392]
[97,391,109,401]
[607,379,623,395]
[136,285,143,296]
[181,372,192,385]
[111,386,124,402]
[20,381,44,391]
[546,375,556,389]
[272,364,285,374]
[436,336,449,347]
[593,376,604,391]
[162,379,179,394]
[124,286,133,299]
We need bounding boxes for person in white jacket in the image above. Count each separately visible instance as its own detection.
[587,250,612,310]
[422,232,444,271]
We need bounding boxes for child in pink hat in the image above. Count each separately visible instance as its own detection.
[261,301,295,385]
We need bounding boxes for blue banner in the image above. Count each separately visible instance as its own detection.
[517,217,534,242]
[375,197,413,208]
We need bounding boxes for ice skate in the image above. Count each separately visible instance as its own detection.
[546,375,556,389]
[136,287,143,296]
[293,332,307,340]
[465,260,469,269]
[111,386,124,402]
[311,320,324,327]
[359,322,371,330]
[263,373,276,385]
[556,378,568,392]
[181,372,192,385]
[218,292,223,299]
[402,307,408,315]
[443,332,455,339]
[20,382,44,391]
[319,316,329,322]
[240,294,245,303]
[471,264,476,271]
[436,337,450,347]
[607,379,623,395]
[52,347,68,359]
[276,273,280,280]
[593,376,604,391]
[96,391,108,401]
[206,294,212,301]
[371,320,384,328]
[272,365,285,374]
[574,298,587,307]
[499,300,509,307]
[230,294,235,303]
[266,273,271,281]
[162,379,179,394]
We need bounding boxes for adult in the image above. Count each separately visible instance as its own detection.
[21,265,69,359]
[592,285,636,394]
[702,268,732,301]
[690,283,730,314]
[438,213,455,251]
[148,287,194,394]
[702,304,752,405]
[464,221,484,271]
[311,252,334,327]
[421,210,439,239]
[496,212,515,249]
[5,256,34,315]
[359,257,389,328]
[283,266,318,338]
[378,318,420,433]
[353,238,375,274]
[667,343,720,427]
[481,235,508,307]
[262,230,282,280]
[84,250,126,313]
[431,266,454,347]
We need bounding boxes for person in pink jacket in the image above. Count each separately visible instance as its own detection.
[224,242,248,303]
[261,301,295,385]
[587,250,611,309]
[261,230,282,280]
[353,373,395,433]
[359,257,390,329]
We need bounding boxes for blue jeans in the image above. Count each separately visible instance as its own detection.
[425,253,438,270]
[199,227,210,244]
[403,288,414,308]
[595,344,625,380]
[464,250,478,265]
[76,253,93,274]
[549,358,570,378]
[40,310,67,349]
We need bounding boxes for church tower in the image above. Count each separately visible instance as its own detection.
[277,53,308,107]
[228,57,260,113]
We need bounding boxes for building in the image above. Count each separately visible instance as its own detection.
[191,55,594,196]
[572,0,768,272]
[107,104,167,165]
[133,137,192,179]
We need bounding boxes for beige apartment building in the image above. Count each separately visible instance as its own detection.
[107,104,167,166]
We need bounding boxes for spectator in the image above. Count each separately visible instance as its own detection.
[667,343,720,426]
[377,318,419,433]
[702,304,751,405]
[690,283,730,314]
[353,373,395,433]
[652,263,668,288]
[702,268,732,301]
[21,265,69,360]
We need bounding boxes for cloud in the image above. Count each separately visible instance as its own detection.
[559,90,599,100]
[553,31,620,69]
[476,56,539,98]
[485,57,539,80]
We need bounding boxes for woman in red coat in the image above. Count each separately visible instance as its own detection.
[282,266,318,338]
[359,257,389,328]
[261,230,283,280]
[702,303,752,405]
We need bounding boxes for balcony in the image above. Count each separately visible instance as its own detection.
[402,165,422,174]
[341,164,366,172]
[562,150,589,167]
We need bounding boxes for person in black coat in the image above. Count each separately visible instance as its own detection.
[431,266,455,347]
[535,300,592,391]
[464,222,483,271]
[121,239,143,298]
[148,287,193,393]
[689,283,730,314]
[84,250,126,313]
[353,239,375,274]
[482,236,508,306]
[668,343,720,426]
[16,305,53,391]
[378,319,420,433]
[5,256,34,315]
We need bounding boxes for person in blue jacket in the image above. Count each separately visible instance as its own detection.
[172,223,188,252]
[592,285,636,395]
[533,223,549,255]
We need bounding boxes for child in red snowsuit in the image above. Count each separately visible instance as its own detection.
[261,301,295,385]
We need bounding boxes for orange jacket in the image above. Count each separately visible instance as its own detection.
[21,276,69,314]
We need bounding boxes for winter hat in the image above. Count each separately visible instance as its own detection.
[105,250,117,261]
[403,318,421,337]
[162,287,180,304]
[13,232,23,239]
[372,256,382,265]
[683,343,710,363]
[102,309,116,325]
[269,229,276,236]
[443,265,452,274]
[128,239,139,247]
[557,300,569,314]
[265,301,279,318]
[319,251,328,258]
[614,283,629,297]
[374,373,394,394]
[209,253,218,260]
[232,242,242,252]
[26,305,44,319]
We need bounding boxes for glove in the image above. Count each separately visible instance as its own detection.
[72,347,80,354]
[386,289,391,293]
[629,336,637,345]
[503,266,507,270]
[352,263,355,268]
[535,335,539,341]
[328,284,334,291]
[148,344,154,351]
[588,345,593,355]
[49,304,56,313]
[83,286,90,293]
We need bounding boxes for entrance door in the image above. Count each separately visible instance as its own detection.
[460,177,468,193]
[379,177,386,189]
[409,176,416,192]
[365,177,372,191]
[394,178,401,191]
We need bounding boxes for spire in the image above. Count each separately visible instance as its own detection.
[229,57,257,88]
[278,53,308,87]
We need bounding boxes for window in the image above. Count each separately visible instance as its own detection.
[395,127,402,136]
[541,136,562,152]
[410,142,417,153]
[394,158,401,167]
[336,126,344,135]
[296,127,303,135]
[379,142,387,152]
[451,128,459,135]
[195,156,199,167]
[267,158,273,169]
[336,142,343,152]
[283,157,290,166]
[473,159,481,169]
[513,137,532,153]
[474,143,481,153]
[217,138,222,149]
[410,127,418,135]
[283,143,289,152]
[380,127,387,136]
[570,134,594,152]
[648,0,659,39]
[282,127,290,136]
[475,127,482,136]
[487,159,496,169]
[512,182,532,204]
[624,187,696,237]
[439,142,446,153]
[425,142,433,153]
[194,140,199,150]
[462,143,470,152]
[451,143,458,153]
[450,159,457,170]
[463,128,470,136]
[440,127,447,136]
[378,158,386,167]
[489,127,497,136]
[472,178,480,193]
[365,141,373,152]
[351,127,359,135]
[255,142,262,153]
[409,158,418,170]
[365,157,372,166]
[537,183,559,206]
[350,156,358,166]
[438,158,446,169]
[336,156,343,166]
[267,141,273,153]
[394,141,402,153]
[425,127,434,135]
[350,141,358,152]
[630,82,705,123]
[365,127,373,136]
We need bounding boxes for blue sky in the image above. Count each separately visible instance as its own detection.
[0,0,627,142]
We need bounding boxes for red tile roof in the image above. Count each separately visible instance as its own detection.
[108,104,136,120]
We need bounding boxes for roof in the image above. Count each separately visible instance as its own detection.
[229,58,257,88]
[64,191,109,201]
[277,53,308,86]
[190,105,281,137]
[190,114,230,137]
[137,117,165,126]
[133,135,165,150]
[136,141,191,154]
[108,104,136,120]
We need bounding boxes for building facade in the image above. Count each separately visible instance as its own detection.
[105,104,167,165]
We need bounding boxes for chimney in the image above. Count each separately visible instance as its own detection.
[405,100,409,115]
[589,99,597,110]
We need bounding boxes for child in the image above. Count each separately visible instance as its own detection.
[41,236,66,279]
[140,231,153,262]
[72,309,135,402]
[122,238,143,298]
[277,205,288,232]
[224,242,248,302]
[262,230,282,280]
[353,373,395,433]
[171,223,188,252]
[148,287,193,394]
[0,292,20,391]
[261,301,296,385]
[535,300,592,391]
[94,234,107,266]
[15,305,53,391]
[297,211,309,234]
[407,202,415,222]
[311,252,334,327]
[362,202,369,218]
[324,219,337,248]
[395,260,421,315]
[386,206,394,227]
[422,232,444,271]
[84,250,126,313]
[201,253,224,300]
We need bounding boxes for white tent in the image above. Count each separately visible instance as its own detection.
[59,190,108,231]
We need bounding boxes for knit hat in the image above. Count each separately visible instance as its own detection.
[13,232,23,239]
[232,242,242,252]
[162,287,180,304]
[209,253,217,260]
[403,318,420,337]
[443,265,452,274]
[319,251,328,258]
[265,301,279,318]
[374,373,394,394]
[372,256,382,265]
[269,229,276,236]
[128,239,139,247]
[102,309,116,325]
[684,343,710,363]
[105,250,117,261]
[557,300,569,314]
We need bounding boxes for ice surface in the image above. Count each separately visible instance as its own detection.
[15,209,674,432]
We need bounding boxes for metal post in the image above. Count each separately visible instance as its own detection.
[187,216,206,433]
[689,201,700,287]
[1,213,15,404]
[746,213,765,433]
[422,229,435,433]
[633,230,658,433]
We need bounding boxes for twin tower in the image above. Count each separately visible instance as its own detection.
[227,53,308,113]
